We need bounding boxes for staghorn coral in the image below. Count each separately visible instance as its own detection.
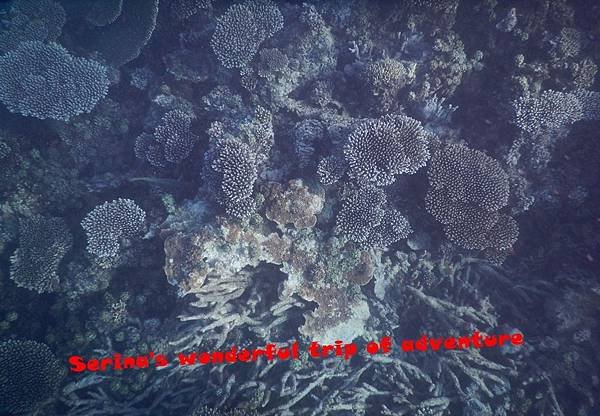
[135,110,199,167]
[426,144,518,251]
[9,215,72,294]
[211,0,283,69]
[0,339,64,415]
[81,198,146,258]
[0,41,109,121]
[344,114,431,186]
[0,0,66,52]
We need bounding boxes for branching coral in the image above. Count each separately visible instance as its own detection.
[135,110,199,167]
[426,144,518,251]
[317,155,346,185]
[0,0,66,52]
[0,339,64,415]
[362,58,415,112]
[344,114,430,186]
[210,0,283,69]
[171,0,213,20]
[85,0,123,27]
[81,0,159,66]
[203,101,274,219]
[0,41,109,121]
[369,209,413,249]
[336,185,412,248]
[205,137,259,220]
[510,89,600,169]
[336,185,387,244]
[9,215,72,294]
[81,198,146,258]
[513,89,583,134]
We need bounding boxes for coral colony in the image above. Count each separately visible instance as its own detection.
[0,0,599,415]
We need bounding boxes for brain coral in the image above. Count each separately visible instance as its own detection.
[0,41,109,121]
[9,215,72,293]
[211,0,283,68]
[426,144,518,250]
[344,114,431,186]
[0,339,64,415]
[81,198,146,258]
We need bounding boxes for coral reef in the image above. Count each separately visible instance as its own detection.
[0,1,599,415]
[135,109,199,167]
[0,339,64,415]
[344,114,431,186]
[211,0,283,69]
[81,198,146,258]
[10,215,72,293]
[0,0,66,52]
[0,41,109,121]
[79,0,159,66]
[426,144,518,251]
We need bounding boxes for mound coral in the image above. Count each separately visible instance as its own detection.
[0,41,109,121]
[9,215,72,293]
[263,180,325,229]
